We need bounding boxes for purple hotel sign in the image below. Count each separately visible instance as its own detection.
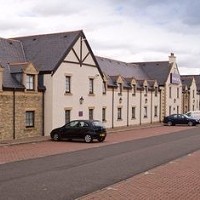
[170,73,180,84]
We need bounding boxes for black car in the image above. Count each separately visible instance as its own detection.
[163,114,197,126]
[50,120,107,143]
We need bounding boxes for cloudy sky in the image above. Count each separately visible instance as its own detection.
[0,0,200,75]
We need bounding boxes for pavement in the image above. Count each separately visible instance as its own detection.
[0,123,200,200]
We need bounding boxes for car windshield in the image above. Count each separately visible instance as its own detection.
[92,121,104,127]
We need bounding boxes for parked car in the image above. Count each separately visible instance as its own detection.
[50,120,107,143]
[185,111,200,123]
[163,114,197,126]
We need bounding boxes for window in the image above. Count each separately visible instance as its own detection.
[89,109,94,120]
[66,76,71,93]
[177,106,179,114]
[102,108,106,122]
[155,87,158,97]
[117,107,122,120]
[131,107,136,119]
[154,106,158,117]
[65,110,71,124]
[177,88,179,98]
[89,78,94,94]
[144,86,148,96]
[169,106,172,115]
[169,87,172,98]
[118,83,122,95]
[193,90,195,98]
[132,84,136,96]
[102,82,106,94]
[144,106,147,118]
[26,75,34,90]
[26,111,34,127]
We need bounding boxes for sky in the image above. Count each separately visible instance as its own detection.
[0,0,200,75]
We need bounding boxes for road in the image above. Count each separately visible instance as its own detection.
[0,127,200,200]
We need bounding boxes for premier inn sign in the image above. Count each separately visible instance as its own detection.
[170,73,181,84]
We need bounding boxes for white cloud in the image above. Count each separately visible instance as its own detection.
[0,0,200,74]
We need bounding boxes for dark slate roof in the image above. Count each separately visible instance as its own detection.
[96,56,149,80]
[12,30,83,73]
[132,61,172,86]
[181,76,193,88]
[182,75,200,91]
[0,38,27,89]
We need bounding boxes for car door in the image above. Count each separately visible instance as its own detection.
[178,114,187,125]
[78,121,90,139]
[63,121,80,139]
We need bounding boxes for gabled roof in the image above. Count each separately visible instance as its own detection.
[12,30,83,73]
[182,75,200,91]
[132,61,172,86]
[181,76,193,88]
[96,56,149,80]
[0,38,27,89]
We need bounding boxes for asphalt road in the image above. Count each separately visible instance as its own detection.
[0,127,200,200]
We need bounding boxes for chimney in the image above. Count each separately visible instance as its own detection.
[0,65,3,91]
[169,52,176,63]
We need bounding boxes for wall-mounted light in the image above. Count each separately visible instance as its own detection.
[79,96,84,104]
[119,97,122,104]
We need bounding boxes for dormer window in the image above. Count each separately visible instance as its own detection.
[132,84,136,96]
[103,82,106,94]
[26,74,34,90]
[118,83,122,95]
[144,86,148,96]
[155,87,158,97]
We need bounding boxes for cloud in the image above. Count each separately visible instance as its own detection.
[0,0,199,74]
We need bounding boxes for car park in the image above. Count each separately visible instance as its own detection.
[50,120,107,143]
[163,114,197,126]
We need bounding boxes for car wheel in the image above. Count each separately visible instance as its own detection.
[98,137,105,142]
[84,134,93,143]
[167,121,172,126]
[188,121,194,126]
[53,133,60,141]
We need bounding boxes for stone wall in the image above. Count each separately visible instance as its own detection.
[0,91,43,141]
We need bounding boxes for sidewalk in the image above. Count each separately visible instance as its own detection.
[0,124,200,199]
[78,150,200,200]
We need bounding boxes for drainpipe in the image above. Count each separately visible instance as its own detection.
[42,91,45,136]
[151,90,153,124]
[112,87,114,128]
[127,89,129,127]
[159,89,162,122]
[13,89,16,139]
[140,90,142,125]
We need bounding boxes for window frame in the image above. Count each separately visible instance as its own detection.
[117,107,122,120]
[102,107,106,122]
[131,107,136,119]
[144,106,147,118]
[154,106,158,117]
[155,87,158,97]
[89,108,94,120]
[89,78,94,94]
[25,111,35,128]
[65,76,71,93]
[132,84,136,96]
[144,86,148,96]
[26,74,34,91]
[65,110,71,124]
[118,83,123,95]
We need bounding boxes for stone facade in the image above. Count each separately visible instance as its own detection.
[0,91,43,141]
